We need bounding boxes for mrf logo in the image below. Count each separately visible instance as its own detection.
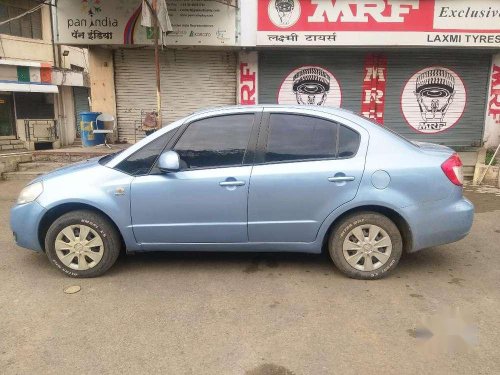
[488,64,500,123]
[361,55,387,124]
[268,0,421,29]
[307,0,419,23]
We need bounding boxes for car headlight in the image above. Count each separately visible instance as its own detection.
[17,182,43,205]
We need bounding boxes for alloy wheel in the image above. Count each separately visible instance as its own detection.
[342,224,393,272]
[54,225,105,271]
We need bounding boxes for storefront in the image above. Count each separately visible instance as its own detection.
[0,60,89,150]
[55,0,238,143]
[113,48,237,142]
[239,0,500,166]
[257,50,490,148]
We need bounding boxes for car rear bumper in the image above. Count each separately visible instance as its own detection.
[404,196,474,252]
[10,201,46,252]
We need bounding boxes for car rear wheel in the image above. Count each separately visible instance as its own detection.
[45,210,121,278]
[328,212,402,279]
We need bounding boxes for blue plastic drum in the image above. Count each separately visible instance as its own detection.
[80,111,104,147]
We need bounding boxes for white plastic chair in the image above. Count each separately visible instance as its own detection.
[93,113,116,148]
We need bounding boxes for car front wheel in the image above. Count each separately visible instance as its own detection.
[328,212,403,280]
[45,210,121,278]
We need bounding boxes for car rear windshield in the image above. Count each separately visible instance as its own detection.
[361,116,418,147]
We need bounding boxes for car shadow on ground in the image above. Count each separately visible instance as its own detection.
[105,246,452,278]
[19,244,454,279]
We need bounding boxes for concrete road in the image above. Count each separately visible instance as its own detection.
[1,179,499,375]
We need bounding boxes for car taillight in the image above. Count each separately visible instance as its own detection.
[441,153,463,186]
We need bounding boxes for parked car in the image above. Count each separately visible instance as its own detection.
[10,105,473,279]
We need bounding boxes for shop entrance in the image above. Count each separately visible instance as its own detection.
[0,94,15,137]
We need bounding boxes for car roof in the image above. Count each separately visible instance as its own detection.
[192,104,357,116]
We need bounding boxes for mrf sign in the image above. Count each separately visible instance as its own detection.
[257,0,500,47]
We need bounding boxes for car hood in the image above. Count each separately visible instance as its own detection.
[30,157,103,184]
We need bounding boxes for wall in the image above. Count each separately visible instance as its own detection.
[59,46,90,71]
[88,47,116,119]
[57,86,76,146]
[484,53,500,148]
[239,0,257,47]
[0,4,54,63]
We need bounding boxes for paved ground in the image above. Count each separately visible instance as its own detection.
[1,179,499,375]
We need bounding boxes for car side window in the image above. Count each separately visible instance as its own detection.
[173,114,254,169]
[338,124,360,158]
[265,114,338,163]
[115,130,174,176]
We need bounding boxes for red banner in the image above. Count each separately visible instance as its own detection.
[256,1,500,47]
[259,0,435,32]
[360,54,387,124]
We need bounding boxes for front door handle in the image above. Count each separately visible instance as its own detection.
[328,176,355,182]
[219,180,246,187]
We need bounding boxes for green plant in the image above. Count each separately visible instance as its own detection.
[485,148,498,166]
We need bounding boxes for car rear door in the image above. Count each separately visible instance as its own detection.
[248,110,368,243]
[130,111,261,246]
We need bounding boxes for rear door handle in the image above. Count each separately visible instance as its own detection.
[328,176,355,182]
[219,180,246,187]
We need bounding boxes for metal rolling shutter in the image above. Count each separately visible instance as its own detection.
[114,49,237,142]
[73,87,90,137]
[383,51,490,148]
[259,50,490,148]
[259,51,365,112]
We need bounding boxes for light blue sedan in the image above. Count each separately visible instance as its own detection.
[10,106,473,279]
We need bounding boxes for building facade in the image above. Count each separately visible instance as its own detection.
[241,0,500,153]
[0,0,89,151]
[55,0,500,166]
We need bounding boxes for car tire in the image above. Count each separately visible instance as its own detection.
[328,212,402,280]
[45,210,121,278]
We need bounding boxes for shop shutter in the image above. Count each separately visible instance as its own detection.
[114,49,237,143]
[259,51,365,113]
[383,51,490,148]
[259,51,490,148]
[73,87,90,137]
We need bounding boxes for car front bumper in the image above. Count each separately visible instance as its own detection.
[10,200,46,252]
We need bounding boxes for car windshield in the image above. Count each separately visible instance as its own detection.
[98,150,124,165]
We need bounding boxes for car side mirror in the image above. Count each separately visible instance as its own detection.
[158,151,180,173]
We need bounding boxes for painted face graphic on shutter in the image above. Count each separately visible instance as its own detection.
[414,69,455,122]
[401,67,466,134]
[292,67,331,105]
[277,66,342,107]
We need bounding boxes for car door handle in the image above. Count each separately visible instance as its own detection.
[328,176,355,182]
[219,180,246,187]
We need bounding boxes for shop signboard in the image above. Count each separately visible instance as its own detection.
[238,52,259,105]
[484,54,500,146]
[257,0,500,47]
[56,0,236,46]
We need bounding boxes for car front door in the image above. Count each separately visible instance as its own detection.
[130,112,259,246]
[248,111,367,243]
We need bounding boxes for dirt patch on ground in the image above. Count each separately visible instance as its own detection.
[463,182,500,213]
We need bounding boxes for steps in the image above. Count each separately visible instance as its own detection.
[0,138,26,152]
[17,161,67,172]
[2,161,68,181]
[33,150,110,163]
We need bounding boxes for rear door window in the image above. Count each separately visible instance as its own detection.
[265,114,338,163]
[337,125,361,158]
